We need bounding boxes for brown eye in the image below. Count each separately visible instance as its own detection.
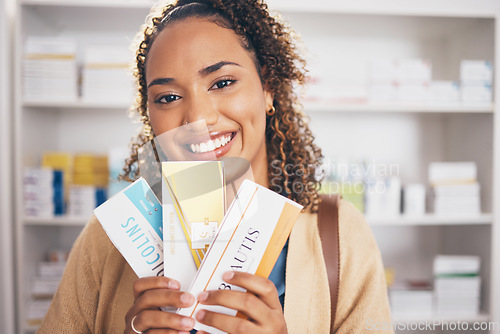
[211,79,235,90]
[157,94,180,103]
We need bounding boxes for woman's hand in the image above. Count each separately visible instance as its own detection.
[124,276,196,334]
[195,271,288,334]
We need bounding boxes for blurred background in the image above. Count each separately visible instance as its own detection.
[0,0,499,333]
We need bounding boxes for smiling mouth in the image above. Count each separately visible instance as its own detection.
[187,132,236,154]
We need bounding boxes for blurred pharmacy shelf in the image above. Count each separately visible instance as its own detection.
[367,214,492,226]
[304,103,494,114]
[11,0,500,333]
[23,100,131,110]
[392,312,490,325]
[21,0,155,9]
[21,0,500,18]
[268,0,500,18]
[24,216,88,226]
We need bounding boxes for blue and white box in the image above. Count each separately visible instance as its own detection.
[94,178,164,277]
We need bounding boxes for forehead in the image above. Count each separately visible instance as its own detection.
[145,17,256,81]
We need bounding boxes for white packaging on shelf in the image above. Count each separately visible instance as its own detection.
[81,45,134,103]
[433,182,480,197]
[460,60,493,85]
[397,59,432,85]
[37,261,67,278]
[433,197,481,216]
[403,183,426,216]
[428,162,477,185]
[390,288,433,318]
[368,84,398,103]
[397,84,431,103]
[23,36,78,102]
[434,255,480,276]
[461,84,492,105]
[67,185,97,218]
[368,59,398,85]
[430,81,460,104]
[23,167,54,218]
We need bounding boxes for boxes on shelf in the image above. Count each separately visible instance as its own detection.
[23,168,63,218]
[23,36,78,102]
[368,58,432,104]
[389,283,433,319]
[68,154,109,218]
[81,45,134,103]
[27,249,69,326]
[434,255,481,317]
[403,183,426,216]
[460,60,493,106]
[364,176,401,218]
[430,81,460,104]
[24,152,112,218]
[428,162,481,216]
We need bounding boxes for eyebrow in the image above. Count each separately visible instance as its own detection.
[147,61,241,89]
[147,77,174,89]
[198,61,241,77]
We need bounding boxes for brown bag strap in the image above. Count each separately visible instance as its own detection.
[318,194,341,332]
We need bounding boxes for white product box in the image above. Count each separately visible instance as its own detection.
[368,84,398,103]
[430,81,460,104]
[178,179,303,334]
[434,255,480,276]
[82,46,133,103]
[397,84,431,103]
[94,178,164,277]
[428,162,477,185]
[460,60,493,85]
[461,84,492,105]
[368,59,398,84]
[404,183,426,216]
[23,37,78,102]
[397,59,432,85]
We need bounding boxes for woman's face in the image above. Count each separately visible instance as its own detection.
[145,17,273,185]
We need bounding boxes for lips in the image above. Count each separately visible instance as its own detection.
[186,132,236,154]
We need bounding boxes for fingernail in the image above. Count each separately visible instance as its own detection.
[181,316,194,328]
[223,271,234,281]
[180,293,194,305]
[168,280,180,290]
[198,291,208,302]
[196,309,206,321]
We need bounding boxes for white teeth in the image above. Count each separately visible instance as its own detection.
[207,140,215,151]
[188,133,233,153]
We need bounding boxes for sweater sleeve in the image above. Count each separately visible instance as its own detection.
[332,200,394,334]
[38,215,112,334]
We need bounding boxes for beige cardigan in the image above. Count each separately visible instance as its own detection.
[39,199,393,333]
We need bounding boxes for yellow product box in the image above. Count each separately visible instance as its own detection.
[162,161,225,289]
[178,179,302,333]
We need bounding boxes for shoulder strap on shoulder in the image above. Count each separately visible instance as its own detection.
[318,194,341,333]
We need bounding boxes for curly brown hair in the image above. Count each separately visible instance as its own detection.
[121,0,323,212]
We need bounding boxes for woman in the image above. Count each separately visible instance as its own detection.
[39,1,392,333]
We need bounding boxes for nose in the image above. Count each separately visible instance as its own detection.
[183,94,219,126]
